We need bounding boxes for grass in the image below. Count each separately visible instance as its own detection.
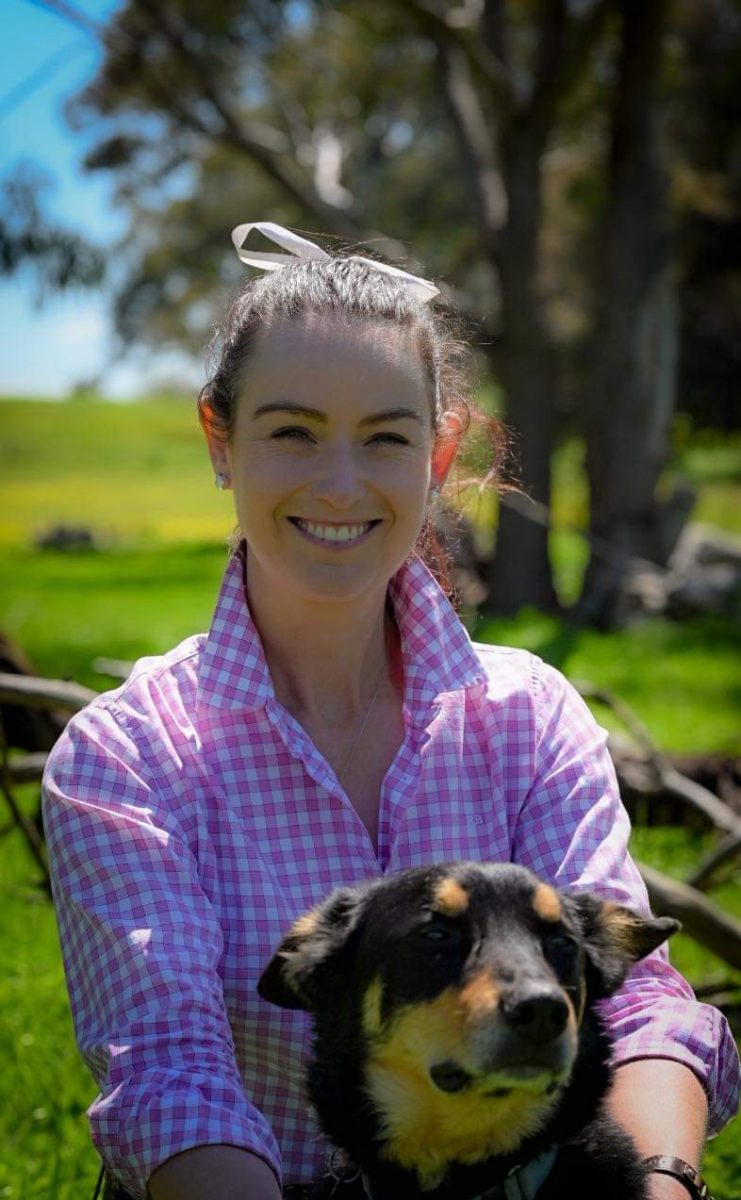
[1,397,740,1195]
[475,608,741,755]
[0,543,229,689]
[0,806,102,1198]
[0,395,230,546]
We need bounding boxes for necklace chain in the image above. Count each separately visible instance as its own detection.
[336,659,387,778]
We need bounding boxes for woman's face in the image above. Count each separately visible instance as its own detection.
[207,315,457,610]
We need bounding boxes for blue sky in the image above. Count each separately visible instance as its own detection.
[0,0,199,398]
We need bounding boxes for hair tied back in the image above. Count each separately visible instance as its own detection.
[231,222,440,304]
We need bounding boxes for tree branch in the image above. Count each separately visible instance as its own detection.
[399,0,516,109]
[639,861,741,972]
[134,0,381,246]
[575,679,741,838]
[434,39,507,240]
[0,673,96,713]
[528,0,612,139]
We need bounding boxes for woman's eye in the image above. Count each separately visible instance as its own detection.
[367,432,409,447]
[271,426,315,442]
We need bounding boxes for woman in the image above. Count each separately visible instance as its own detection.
[43,224,738,1200]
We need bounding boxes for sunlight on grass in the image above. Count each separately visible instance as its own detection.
[0,397,231,547]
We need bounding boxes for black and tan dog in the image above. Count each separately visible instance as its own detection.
[259,862,679,1200]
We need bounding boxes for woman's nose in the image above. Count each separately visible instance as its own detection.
[310,445,366,509]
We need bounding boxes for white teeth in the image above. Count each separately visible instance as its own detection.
[296,520,372,543]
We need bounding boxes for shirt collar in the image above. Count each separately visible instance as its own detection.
[197,546,486,713]
[388,553,487,713]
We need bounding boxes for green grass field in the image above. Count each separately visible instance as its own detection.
[1,397,740,1197]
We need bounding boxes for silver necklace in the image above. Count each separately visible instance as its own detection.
[336,660,387,778]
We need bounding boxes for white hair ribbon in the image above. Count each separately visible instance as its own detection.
[231,221,439,303]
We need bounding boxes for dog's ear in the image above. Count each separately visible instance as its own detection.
[567,892,680,998]
[258,886,367,1011]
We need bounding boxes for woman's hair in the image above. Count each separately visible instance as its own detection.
[198,255,506,600]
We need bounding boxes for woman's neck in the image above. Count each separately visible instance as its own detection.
[245,572,397,726]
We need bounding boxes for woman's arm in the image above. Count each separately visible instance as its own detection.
[608,1059,708,1200]
[42,701,282,1196]
[148,1145,282,1200]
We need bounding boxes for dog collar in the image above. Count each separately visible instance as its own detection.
[478,1148,558,1200]
[342,1147,558,1200]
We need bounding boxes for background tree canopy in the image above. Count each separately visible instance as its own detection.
[3,0,740,619]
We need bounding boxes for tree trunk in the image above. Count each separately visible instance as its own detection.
[579,0,675,626]
[484,123,558,615]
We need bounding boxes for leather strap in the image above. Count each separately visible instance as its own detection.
[643,1156,714,1200]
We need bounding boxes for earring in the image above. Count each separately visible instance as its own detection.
[214,472,230,490]
[429,485,440,502]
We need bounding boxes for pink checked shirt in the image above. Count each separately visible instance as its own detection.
[43,549,739,1199]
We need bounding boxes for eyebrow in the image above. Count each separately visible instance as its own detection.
[252,402,423,426]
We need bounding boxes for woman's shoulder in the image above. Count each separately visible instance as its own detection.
[467,640,580,718]
[469,640,546,694]
[47,633,207,768]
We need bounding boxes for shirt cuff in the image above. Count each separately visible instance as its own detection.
[601,979,740,1136]
[90,1072,282,1199]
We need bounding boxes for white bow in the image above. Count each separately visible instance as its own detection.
[231,221,439,303]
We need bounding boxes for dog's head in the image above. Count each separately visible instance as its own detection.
[259,863,678,1189]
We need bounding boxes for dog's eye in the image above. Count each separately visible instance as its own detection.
[547,933,578,954]
[416,924,456,943]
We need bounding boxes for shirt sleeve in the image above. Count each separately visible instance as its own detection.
[42,699,282,1199]
[510,658,740,1136]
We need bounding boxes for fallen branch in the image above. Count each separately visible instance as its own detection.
[638,861,741,971]
[686,831,741,892]
[6,752,47,786]
[92,656,132,680]
[0,731,51,895]
[0,672,96,713]
[693,974,741,1000]
[575,680,741,839]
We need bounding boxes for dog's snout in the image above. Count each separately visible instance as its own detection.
[501,987,569,1043]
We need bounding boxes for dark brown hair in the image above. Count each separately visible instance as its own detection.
[198,255,505,598]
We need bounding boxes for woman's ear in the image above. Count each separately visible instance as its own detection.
[430,410,464,491]
[199,398,231,482]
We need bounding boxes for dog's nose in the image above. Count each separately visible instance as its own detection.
[500,986,569,1045]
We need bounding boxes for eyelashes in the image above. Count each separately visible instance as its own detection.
[270,427,411,447]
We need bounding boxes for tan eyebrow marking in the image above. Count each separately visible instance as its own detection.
[532,884,562,923]
[459,970,500,1020]
[432,877,469,917]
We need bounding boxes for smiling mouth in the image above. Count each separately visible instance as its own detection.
[289,518,379,546]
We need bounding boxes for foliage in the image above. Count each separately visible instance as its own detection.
[0,164,104,296]
[3,1,740,617]
[26,0,732,438]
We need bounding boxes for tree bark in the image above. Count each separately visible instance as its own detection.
[484,121,558,614]
[579,0,675,625]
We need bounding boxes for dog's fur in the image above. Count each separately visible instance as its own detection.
[260,862,679,1200]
